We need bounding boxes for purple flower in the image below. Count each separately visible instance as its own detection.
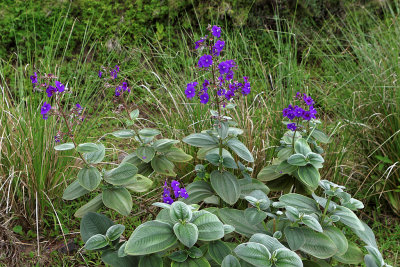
[212,25,221,38]
[185,82,197,99]
[294,106,304,117]
[200,92,209,104]
[171,180,180,189]
[296,92,302,99]
[303,94,314,106]
[225,70,234,80]
[76,103,82,109]
[180,188,189,199]
[163,196,174,204]
[242,82,251,95]
[30,72,38,86]
[46,85,57,97]
[243,76,249,82]
[41,102,51,120]
[302,111,312,121]
[98,70,102,78]
[287,123,297,131]
[309,105,317,118]
[110,69,118,79]
[225,89,235,100]
[195,39,205,49]
[115,65,120,72]
[198,55,213,68]
[218,61,231,75]
[55,81,65,93]
[212,39,225,56]
[217,89,226,96]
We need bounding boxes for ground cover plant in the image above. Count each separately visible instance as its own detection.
[1,1,399,266]
[54,25,392,266]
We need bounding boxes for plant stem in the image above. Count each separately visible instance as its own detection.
[320,195,332,224]
[121,98,144,144]
[57,98,88,165]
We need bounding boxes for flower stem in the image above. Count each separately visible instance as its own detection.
[320,195,332,224]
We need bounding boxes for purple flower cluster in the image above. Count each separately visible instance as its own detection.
[110,65,120,79]
[162,180,189,204]
[30,72,38,87]
[187,25,252,105]
[282,92,317,131]
[115,82,130,97]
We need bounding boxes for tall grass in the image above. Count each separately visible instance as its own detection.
[300,2,400,213]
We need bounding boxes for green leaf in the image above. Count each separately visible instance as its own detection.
[323,226,348,256]
[102,247,139,267]
[125,220,177,255]
[112,129,136,138]
[188,246,203,258]
[208,241,232,265]
[74,194,103,218]
[332,206,365,231]
[307,152,324,169]
[62,179,89,200]
[287,154,308,166]
[284,227,305,250]
[84,143,105,164]
[151,155,176,176]
[170,201,192,222]
[173,223,198,248]
[169,251,189,262]
[166,147,193,162]
[192,211,224,241]
[77,143,100,153]
[234,242,272,267]
[244,208,267,225]
[124,174,153,193]
[139,128,161,137]
[276,160,298,174]
[311,129,331,144]
[78,166,102,191]
[277,147,293,161]
[273,248,303,267]
[106,224,125,241]
[333,242,364,264]
[279,193,320,213]
[210,170,240,205]
[215,120,229,139]
[257,165,283,182]
[218,208,265,237]
[223,225,235,235]
[364,246,384,266]
[226,138,254,162]
[294,138,312,156]
[54,142,75,151]
[351,221,377,248]
[136,146,155,163]
[80,212,114,243]
[122,152,142,165]
[221,255,241,267]
[365,255,380,267]
[130,109,139,120]
[104,162,138,186]
[183,133,218,147]
[298,228,337,259]
[301,215,323,232]
[298,165,320,190]
[183,181,214,204]
[239,178,270,198]
[85,234,108,250]
[102,187,132,216]
[171,257,210,267]
[249,233,285,252]
[139,254,163,267]
[153,139,180,152]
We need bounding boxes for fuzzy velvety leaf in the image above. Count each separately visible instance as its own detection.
[257,165,283,182]
[124,174,153,193]
[80,212,114,242]
[139,128,161,137]
[332,242,364,264]
[184,181,214,204]
[183,133,218,147]
[298,165,320,190]
[323,226,348,256]
[54,142,75,151]
[62,179,89,200]
[112,129,135,138]
[106,224,125,241]
[84,143,105,164]
[102,187,132,216]
[226,138,254,162]
[136,146,155,163]
[218,208,266,237]
[170,201,192,222]
[221,255,241,267]
[284,226,305,251]
[210,170,240,205]
[174,223,198,248]
[234,242,272,267]
[153,139,180,152]
[279,193,320,213]
[192,211,224,241]
[298,228,337,259]
[138,254,163,267]
[151,155,176,176]
[208,240,232,265]
[171,257,210,267]
[78,166,102,191]
[294,138,312,156]
[166,147,193,162]
[76,142,100,153]
[104,162,138,186]
[273,248,303,267]
[85,234,108,250]
[74,194,103,218]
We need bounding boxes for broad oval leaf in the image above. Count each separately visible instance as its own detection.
[311,129,331,143]
[78,166,102,191]
[234,242,272,267]
[62,179,89,200]
[139,128,161,137]
[77,143,100,153]
[125,220,177,255]
[239,179,270,197]
[277,147,293,161]
[173,222,198,248]
[104,162,138,186]
[307,152,324,169]
[112,129,136,138]
[153,139,180,152]
[54,142,75,151]
[274,248,303,267]
[170,201,192,222]
[192,211,224,241]
[208,240,232,265]
[210,170,240,205]
[244,208,267,225]
[106,224,125,241]
[85,234,108,250]
[166,147,193,162]
[80,212,114,242]
[302,215,323,232]
[276,160,298,174]
[136,146,155,163]
[218,208,266,237]
[171,257,210,267]
[257,165,283,182]
[249,233,285,252]
[102,187,132,216]
[102,247,139,266]
[279,193,320,213]
[183,133,218,147]
[183,181,214,204]
[298,228,337,259]
[169,250,189,262]
[323,226,348,256]
[294,138,312,156]
[333,242,364,264]
[287,154,308,166]
[284,226,305,251]
[221,255,241,267]
[124,174,153,193]
[298,165,320,190]
[84,143,105,164]
[151,155,176,176]
[332,206,365,231]
[74,194,103,218]
[351,221,377,248]
[130,109,140,120]
[226,138,254,162]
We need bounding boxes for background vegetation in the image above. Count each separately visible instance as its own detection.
[0,0,399,265]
